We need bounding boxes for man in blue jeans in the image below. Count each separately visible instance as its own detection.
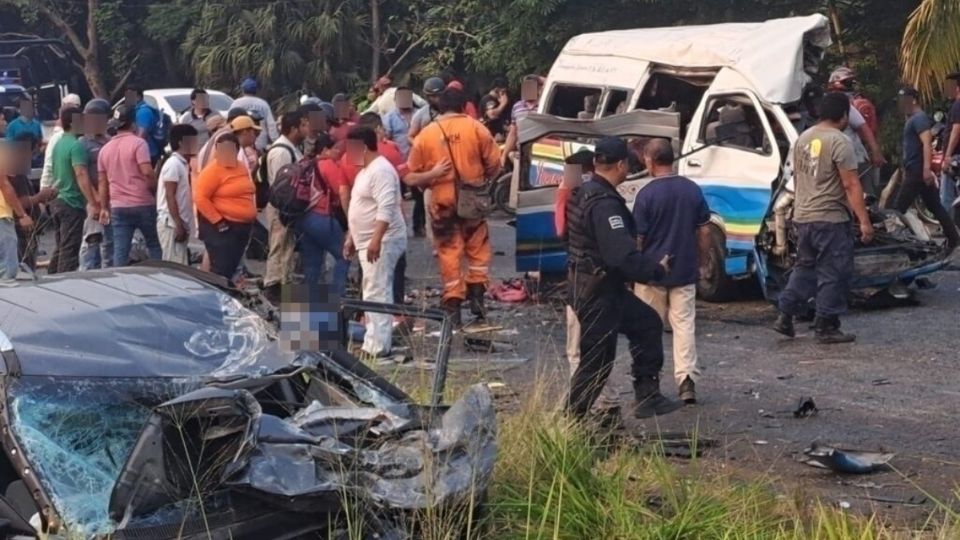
[96,105,162,266]
[774,92,874,344]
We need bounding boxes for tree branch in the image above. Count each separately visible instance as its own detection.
[108,55,140,99]
[33,1,89,56]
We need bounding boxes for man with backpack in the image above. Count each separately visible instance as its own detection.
[127,84,170,167]
[261,110,309,302]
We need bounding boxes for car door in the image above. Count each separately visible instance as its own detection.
[511,109,681,274]
[679,69,783,278]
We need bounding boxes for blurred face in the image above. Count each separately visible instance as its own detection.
[216,140,239,166]
[334,101,350,121]
[307,111,325,136]
[124,90,138,105]
[0,115,6,132]
[521,79,540,103]
[180,135,199,157]
[19,100,34,119]
[0,140,32,176]
[84,112,108,136]
[72,113,86,136]
[236,128,257,148]
[897,96,914,117]
[395,89,414,111]
[344,139,368,167]
[193,93,209,111]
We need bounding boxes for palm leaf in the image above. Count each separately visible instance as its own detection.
[901,0,960,99]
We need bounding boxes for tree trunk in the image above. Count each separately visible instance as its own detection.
[370,0,381,81]
[82,59,107,97]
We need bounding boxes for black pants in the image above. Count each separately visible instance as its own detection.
[567,276,664,418]
[393,253,406,304]
[412,188,426,232]
[47,200,85,274]
[778,222,854,318]
[894,167,960,246]
[199,219,253,281]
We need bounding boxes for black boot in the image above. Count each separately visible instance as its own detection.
[467,284,487,319]
[773,313,795,338]
[814,316,855,344]
[442,299,463,329]
[678,377,697,405]
[633,376,682,419]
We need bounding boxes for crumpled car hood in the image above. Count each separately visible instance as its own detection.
[0,268,496,538]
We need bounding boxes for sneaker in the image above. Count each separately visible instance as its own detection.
[772,313,795,338]
[678,377,696,405]
[634,393,683,419]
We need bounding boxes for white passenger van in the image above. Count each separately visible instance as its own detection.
[512,15,948,301]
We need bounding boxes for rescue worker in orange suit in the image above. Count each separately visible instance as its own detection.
[406,89,501,326]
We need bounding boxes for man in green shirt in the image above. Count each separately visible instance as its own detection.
[48,106,96,274]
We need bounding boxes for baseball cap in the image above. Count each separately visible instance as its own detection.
[241,78,258,94]
[447,80,464,91]
[318,101,335,120]
[230,116,261,132]
[113,104,135,128]
[423,77,445,96]
[828,66,856,84]
[898,86,920,99]
[62,93,82,108]
[83,98,110,114]
[594,137,629,164]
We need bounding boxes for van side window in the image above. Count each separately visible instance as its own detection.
[700,96,770,155]
[547,85,602,119]
[601,89,629,117]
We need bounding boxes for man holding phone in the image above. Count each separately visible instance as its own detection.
[564,137,679,420]
[632,139,712,405]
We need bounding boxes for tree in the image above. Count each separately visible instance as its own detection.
[181,0,368,104]
[901,0,960,99]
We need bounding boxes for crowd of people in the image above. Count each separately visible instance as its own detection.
[2,63,959,420]
[0,72,540,361]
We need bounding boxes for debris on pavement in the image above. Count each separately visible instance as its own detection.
[802,444,894,474]
[855,493,928,506]
[632,431,718,459]
[793,397,819,418]
[487,278,528,303]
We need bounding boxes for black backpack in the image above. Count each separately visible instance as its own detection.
[256,144,297,210]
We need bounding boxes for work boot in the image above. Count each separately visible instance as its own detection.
[442,299,463,329]
[467,284,487,319]
[814,316,855,344]
[772,313,795,338]
[633,376,682,419]
[678,377,697,405]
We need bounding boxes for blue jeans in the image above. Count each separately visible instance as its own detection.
[112,206,162,267]
[940,172,958,212]
[296,212,348,296]
[0,219,18,279]
[79,221,114,271]
[778,222,854,318]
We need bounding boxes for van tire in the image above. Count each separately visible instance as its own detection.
[697,224,734,302]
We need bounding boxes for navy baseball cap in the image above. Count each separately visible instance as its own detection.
[241,78,258,94]
[898,85,920,99]
[594,137,629,164]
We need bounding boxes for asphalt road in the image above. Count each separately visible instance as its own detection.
[398,210,960,525]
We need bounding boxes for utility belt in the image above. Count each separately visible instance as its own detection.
[567,259,618,303]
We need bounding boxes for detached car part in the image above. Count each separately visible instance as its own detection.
[0,267,495,538]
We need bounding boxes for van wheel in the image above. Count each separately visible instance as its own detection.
[697,225,734,302]
[493,172,514,215]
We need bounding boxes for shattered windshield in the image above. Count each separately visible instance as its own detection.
[8,377,202,535]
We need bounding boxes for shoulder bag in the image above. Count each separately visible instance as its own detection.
[435,118,494,220]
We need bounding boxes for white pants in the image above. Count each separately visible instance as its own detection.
[565,305,581,375]
[359,240,405,356]
[158,221,189,265]
[634,283,700,385]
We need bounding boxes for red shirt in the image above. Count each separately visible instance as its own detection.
[312,157,347,215]
[340,141,407,187]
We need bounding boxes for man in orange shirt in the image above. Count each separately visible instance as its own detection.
[406,89,501,326]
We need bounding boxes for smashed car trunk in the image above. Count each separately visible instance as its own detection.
[0,267,495,538]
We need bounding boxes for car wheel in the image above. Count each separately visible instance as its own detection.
[697,224,734,302]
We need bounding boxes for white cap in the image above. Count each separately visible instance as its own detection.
[62,93,81,108]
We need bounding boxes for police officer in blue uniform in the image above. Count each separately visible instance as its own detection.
[565,137,681,419]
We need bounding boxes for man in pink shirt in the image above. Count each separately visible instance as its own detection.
[97,105,162,266]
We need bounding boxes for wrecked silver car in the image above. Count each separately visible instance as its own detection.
[0,267,496,538]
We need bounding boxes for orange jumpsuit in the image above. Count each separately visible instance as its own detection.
[408,114,501,302]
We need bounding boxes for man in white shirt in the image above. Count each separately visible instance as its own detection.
[262,111,309,302]
[39,93,82,188]
[344,125,407,358]
[157,125,199,264]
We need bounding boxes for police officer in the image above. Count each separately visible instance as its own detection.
[565,137,681,419]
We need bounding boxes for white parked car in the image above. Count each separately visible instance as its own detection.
[113,88,234,120]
